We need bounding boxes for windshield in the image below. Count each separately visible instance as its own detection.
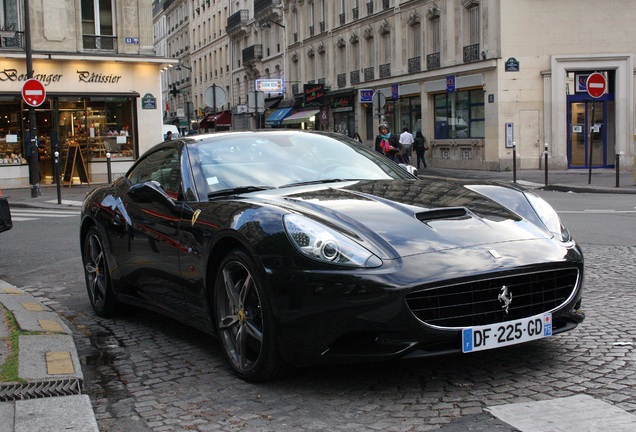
[186,131,414,201]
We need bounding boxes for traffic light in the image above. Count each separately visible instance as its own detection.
[170,84,179,97]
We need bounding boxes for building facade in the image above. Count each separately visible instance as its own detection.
[0,0,170,188]
[161,0,636,172]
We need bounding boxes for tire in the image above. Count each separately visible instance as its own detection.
[213,249,287,382]
[83,226,119,317]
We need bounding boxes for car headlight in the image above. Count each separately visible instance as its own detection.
[525,192,571,242]
[283,214,382,268]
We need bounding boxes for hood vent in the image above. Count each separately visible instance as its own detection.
[415,207,469,222]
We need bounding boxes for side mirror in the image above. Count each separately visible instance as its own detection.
[127,181,176,209]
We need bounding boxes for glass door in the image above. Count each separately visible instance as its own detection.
[568,100,606,168]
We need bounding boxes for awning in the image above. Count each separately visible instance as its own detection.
[265,107,293,126]
[282,109,320,125]
[264,97,283,110]
[200,111,232,128]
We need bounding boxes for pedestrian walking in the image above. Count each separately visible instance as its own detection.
[374,124,400,161]
[352,132,363,143]
[413,131,428,169]
[399,127,414,164]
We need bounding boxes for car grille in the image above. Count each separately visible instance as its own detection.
[405,268,580,328]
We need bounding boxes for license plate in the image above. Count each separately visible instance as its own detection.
[462,313,552,353]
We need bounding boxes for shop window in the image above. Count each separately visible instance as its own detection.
[58,96,134,162]
[434,89,484,139]
[81,0,116,50]
[0,96,25,165]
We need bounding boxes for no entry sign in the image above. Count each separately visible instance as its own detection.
[586,73,606,99]
[22,78,46,107]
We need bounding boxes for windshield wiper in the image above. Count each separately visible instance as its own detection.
[280,179,357,188]
[208,186,275,199]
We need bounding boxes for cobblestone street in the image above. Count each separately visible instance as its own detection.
[43,244,633,432]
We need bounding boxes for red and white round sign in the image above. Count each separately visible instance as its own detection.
[22,78,47,107]
[586,73,606,99]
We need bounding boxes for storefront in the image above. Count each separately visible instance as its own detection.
[282,109,320,129]
[328,89,357,138]
[0,57,166,187]
[199,111,232,132]
[265,107,293,127]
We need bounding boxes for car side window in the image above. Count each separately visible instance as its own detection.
[128,148,181,198]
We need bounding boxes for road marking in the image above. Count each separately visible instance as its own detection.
[487,395,636,432]
[10,209,80,222]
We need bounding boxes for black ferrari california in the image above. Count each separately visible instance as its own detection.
[79,130,585,381]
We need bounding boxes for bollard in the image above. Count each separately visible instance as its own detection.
[54,151,62,205]
[615,153,621,188]
[544,143,549,186]
[106,152,112,184]
[512,142,517,183]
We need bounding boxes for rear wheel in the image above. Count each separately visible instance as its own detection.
[214,249,287,381]
[83,226,119,317]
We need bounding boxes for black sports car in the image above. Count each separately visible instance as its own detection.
[79,130,585,381]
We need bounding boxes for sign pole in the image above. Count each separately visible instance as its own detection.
[588,101,595,184]
[212,84,217,132]
[24,0,41,197]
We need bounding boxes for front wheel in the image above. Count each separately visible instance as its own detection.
[83,226,119,317]
[213,249,287,381]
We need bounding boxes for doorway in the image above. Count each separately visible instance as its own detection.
[568,100,608,168]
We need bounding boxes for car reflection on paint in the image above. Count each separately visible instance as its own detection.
[79,130,585,382]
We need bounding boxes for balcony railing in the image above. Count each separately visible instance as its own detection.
[379,63,391,78]
[463,43,480,63]
[339,13,345,25]
[364,66,375,81]
[408,56,421,73]
[383,0,390,9]
[353,8,359,19]
[319,21,325,33]
[427,52,440,70]
[242,44,263,65]
[254,0,281,15]
[337,73,346,88]
[309,26,314,37]
[83,35,117,51]
[226,10,249,35]
[0,31,23,49]
[350,70,360,85]
[367,2,374,15]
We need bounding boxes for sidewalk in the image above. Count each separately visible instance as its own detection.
[0,166,633,431]
[1,167,635,211]
[0,280,98,432]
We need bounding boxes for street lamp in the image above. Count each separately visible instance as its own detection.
[260,20,285,29]
[175,64,192,71]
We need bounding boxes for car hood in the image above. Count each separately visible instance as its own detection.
[248,179,552,258]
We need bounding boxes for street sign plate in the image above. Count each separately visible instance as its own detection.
[22,78,46,107]
[204,85,227,108]
[586,73,606,99]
